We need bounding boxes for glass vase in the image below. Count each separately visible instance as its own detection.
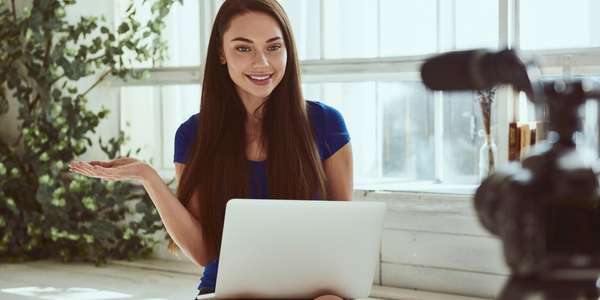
[479,138,497,182]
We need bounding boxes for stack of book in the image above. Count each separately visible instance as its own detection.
[508,121,549,161]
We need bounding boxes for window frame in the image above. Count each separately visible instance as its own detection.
[110,0,600,193]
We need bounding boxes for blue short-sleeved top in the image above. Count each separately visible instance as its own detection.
[174,100,350,290]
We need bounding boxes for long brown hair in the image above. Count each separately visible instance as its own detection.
[171,0,327,260]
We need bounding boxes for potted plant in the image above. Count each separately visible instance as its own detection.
[0,0,180,265]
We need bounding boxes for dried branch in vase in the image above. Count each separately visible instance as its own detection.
[477,88,497,177]
[477,88,496,138]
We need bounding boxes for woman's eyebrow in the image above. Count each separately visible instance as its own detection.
[266,37,282,43]
[230,36,283,43]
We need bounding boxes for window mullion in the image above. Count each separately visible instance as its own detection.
[319,0,325,60]
[434,91,444,183]
[159,87,167,170]
[199,0,206,60]
[513,0,520,50]
[376,0,381,58]
[495,0,515,166]
[432,0,454,183]
[498,0,510,48]
[375,82,382,179]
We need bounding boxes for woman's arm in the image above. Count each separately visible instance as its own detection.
[323,143,353,200]
[69,159,211,267]
[142,165,211,267]
[174,163,205,230]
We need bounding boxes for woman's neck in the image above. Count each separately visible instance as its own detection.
[237,88,267,120]
[237,89,268,160]
[245,115,266,161]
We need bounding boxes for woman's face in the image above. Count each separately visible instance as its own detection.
[221,12,287,103]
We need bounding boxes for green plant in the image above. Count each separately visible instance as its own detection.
[0,0,180,265]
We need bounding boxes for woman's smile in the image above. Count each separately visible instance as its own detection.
[246,73,274,85]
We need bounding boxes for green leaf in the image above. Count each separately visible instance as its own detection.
[52,89,61,99]
[82,196,97,211]
[117,23,130,34]
[93,37,102,48]
[0,94,8,115]
[0,0,174,264]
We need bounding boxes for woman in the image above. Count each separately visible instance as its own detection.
[70,0,353,299]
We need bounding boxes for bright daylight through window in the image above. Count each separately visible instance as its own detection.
[116,0,600,193]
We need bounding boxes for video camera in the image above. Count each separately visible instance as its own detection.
[421,49,600,279]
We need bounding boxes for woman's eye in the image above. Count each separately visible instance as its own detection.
[268,44,282,51]
[236,46,251,53]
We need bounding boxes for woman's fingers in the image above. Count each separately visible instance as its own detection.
[72,164,107,179]
[69,161,90,171]
[69,162,120,181]
[68,159,145,182]
[93,165,124,180]
[90,158,130,167]
[84,163,120,180]
[69,162,95,177]
[89,158,139,168]
[89,160,113,167]
[74,158,131,168]
[69,168,91,178]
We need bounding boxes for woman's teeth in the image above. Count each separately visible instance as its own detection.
[246,74,272,85]
[249,74,270,79]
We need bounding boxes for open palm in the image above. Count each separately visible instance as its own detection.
[69,157,151,182]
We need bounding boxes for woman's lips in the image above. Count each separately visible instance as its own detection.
[246,74,273,86]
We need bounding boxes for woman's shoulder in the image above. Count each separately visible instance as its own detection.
[176,113,200,136]
[306,100,346,131]
[174,113,199,164]
[306,100,339,116]
[306,100,343,125]
[306,100,350,160]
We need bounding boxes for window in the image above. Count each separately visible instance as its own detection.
[120,85,201,171]
[109,0,600,192]
[293,0,499,187]
[454,0,499,50]
[322,0,378,59]
[278,0,321,60]
[379,0,438,57]
[519,0,600,50]
[516,0,600,163]
[112,0,202,67]
[378,82,435,181]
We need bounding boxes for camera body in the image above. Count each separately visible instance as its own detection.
[475,140,600,278]
[474,78,600,279]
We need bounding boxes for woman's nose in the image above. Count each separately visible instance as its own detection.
[252,51,269,67]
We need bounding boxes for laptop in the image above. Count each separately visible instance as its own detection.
[196,199,386,299]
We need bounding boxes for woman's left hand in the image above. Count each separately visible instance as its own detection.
[69,158,153,182]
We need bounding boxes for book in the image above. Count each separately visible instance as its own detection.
[508,122,519,161]
[535,121,549,143]
[519,123,531,160]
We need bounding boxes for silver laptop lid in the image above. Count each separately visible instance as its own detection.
[215,199,386,299]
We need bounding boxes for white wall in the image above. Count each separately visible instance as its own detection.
[365,191,508,298]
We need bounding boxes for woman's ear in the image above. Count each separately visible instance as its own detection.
[219,52,227,65]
